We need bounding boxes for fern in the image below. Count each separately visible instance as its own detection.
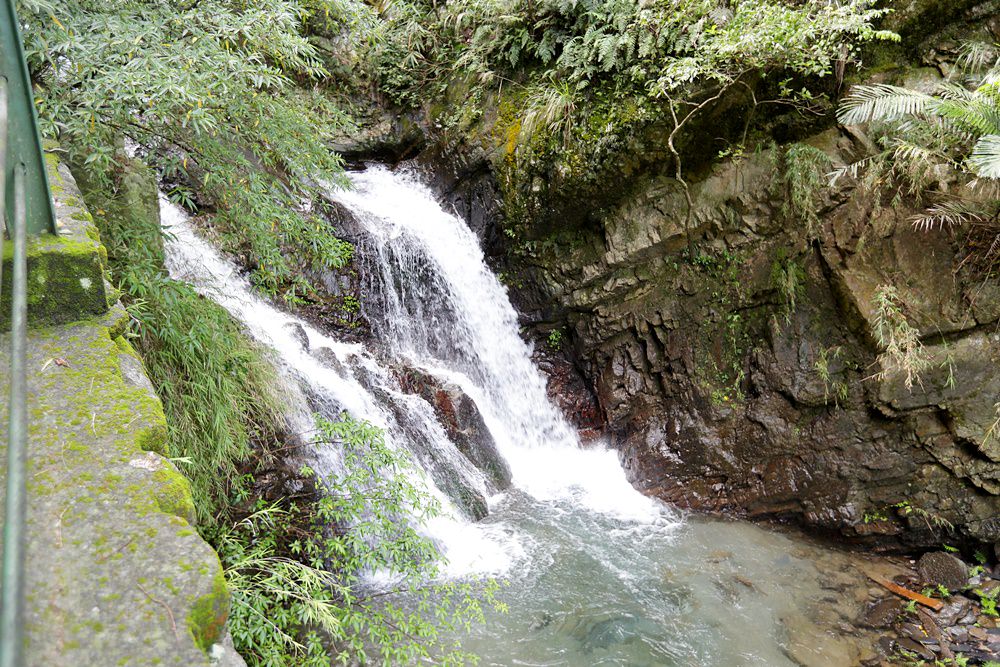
[837,84,936,125]
[970,134,1000,177]
[911,199,988,230]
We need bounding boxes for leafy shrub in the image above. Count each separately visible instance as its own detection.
[216,416,502,666]
[21,0,370,293]
[835,42,1000,270]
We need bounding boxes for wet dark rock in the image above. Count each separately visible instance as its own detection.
[900,621,932,642]
[571,614,662,653]
[313,347,347,375]
[918,552,969,591]
[947,626,969,643]
[934,596,972,626]
[898,637,935,660]
[861,598,903,628]
[395,367,513,491]
[284,322,309,350]
[534,351,604,442]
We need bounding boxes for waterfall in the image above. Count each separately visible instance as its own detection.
[160,193,521,576]
[330,166,667,521]
[161,167,866,665]
[161,165,676,569]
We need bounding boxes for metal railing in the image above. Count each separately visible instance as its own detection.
[0,0,61,664]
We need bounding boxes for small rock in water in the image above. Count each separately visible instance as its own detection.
[860,598,903,628]
[529,612,553,631]
[284,322,310,350]
[313,347,346,374]
[918,552,969,591]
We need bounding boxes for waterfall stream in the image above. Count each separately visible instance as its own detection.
[162,166,871,666]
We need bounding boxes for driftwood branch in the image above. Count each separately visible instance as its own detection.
[865,573,944,611]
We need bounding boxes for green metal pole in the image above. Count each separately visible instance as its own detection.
[0,0,54,236]
[0,162,26,667]
[0,77,5,305]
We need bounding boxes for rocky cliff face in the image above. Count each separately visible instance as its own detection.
[397,0,1000,551]
[512,132,1000,550]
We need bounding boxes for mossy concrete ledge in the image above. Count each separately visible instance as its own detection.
[0,161,244,664]
[0,148,108,330]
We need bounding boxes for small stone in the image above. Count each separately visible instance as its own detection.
[918,552,969,591]
[901,622,930,642]
[933,596,972,626]
[916,609,943,641]
[973,579,1000,600]
[897,637,934,660]
[861,598,903,628]
[947,627,969,643]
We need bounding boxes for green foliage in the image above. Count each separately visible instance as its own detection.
[22,0,371,293]
[835,42,1000,270]
[863,499,954,534]
[130,277,285,523]
[870,285,930,392]
[547,328,564,351]
[387,0,893,93]
[84,159,286,523]
[215,415,502,666]
[774,144,833,237]
[380,0,895,152]
[814,345,850,407]
[770,249,806,324]
[979,586,999,617]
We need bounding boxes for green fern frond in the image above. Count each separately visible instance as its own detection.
[838,84,935,125]
[935,98,1000,137]
[957,41,1000,74]
[911,199,987,230]
[969,134,1000,178]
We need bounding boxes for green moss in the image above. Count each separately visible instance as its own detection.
[186,566,229,654]
[152,467,196,524]
[0,232,107,329]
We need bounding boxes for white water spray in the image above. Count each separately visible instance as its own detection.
[161,163,677,579]
[331,166,667,523]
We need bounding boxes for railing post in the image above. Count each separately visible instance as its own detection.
[0,2,71,664]
[0,161,24,667]
[0,0,55,236]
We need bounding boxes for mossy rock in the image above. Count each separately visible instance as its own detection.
[0,152,109,329]
[0,313,231,665]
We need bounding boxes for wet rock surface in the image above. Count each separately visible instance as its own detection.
[858,550,1000,665]
[919,552,971,592]
[395,366,513,491]
[395,1,1000,553]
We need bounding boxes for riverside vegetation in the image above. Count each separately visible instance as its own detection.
[20,0,1000,664]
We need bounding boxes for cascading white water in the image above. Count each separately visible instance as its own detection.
[331,166,665,521]
[160,195,520,576]
[162,168,871,666]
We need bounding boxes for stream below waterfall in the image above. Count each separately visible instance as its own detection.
[162,165,882,666]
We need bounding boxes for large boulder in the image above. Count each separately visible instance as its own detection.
[918,552,970,591]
